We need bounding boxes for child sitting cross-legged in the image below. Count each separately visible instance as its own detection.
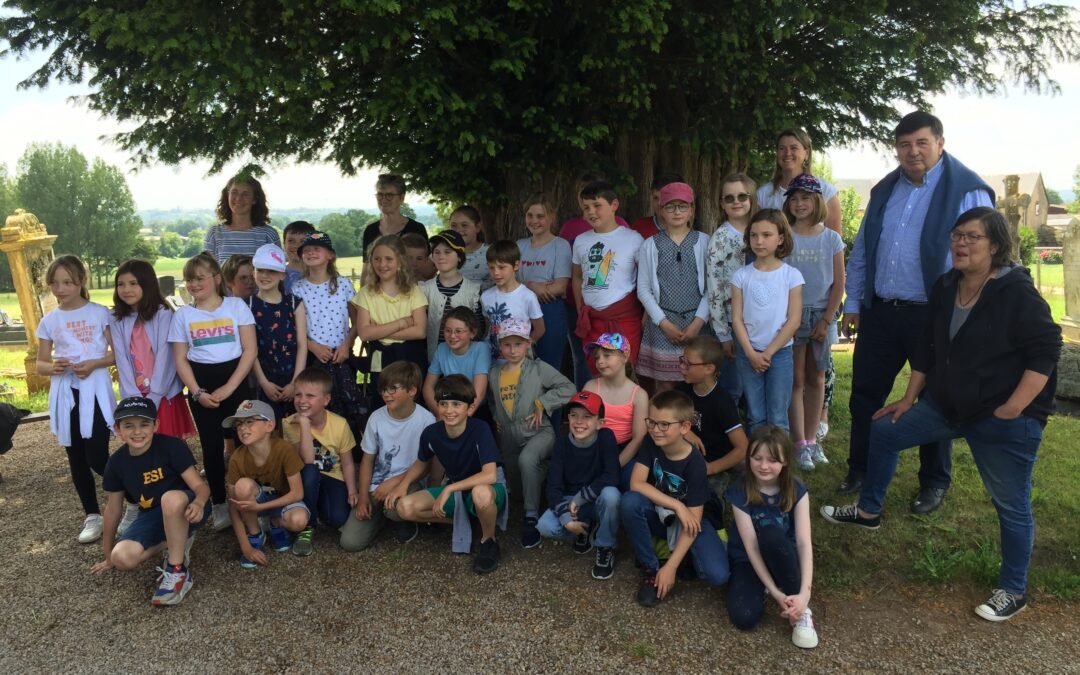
[90,397,212,607]
[340,361,435,552]
[224,400,310,569]
[536,390,621,580]
[388,374,508,575]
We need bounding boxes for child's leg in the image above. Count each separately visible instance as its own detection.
[318,475,351,529]
[111,507,168,571]
[280,503,310,533]
[755,526,802,596]
[470,484,502,541]
[735,346,766,433]
[688,525,730,586]
[763,346,794,431]
[536,508,573,542]
[568,332,592,389]
[339,497,385,552]
[592,486,622,549]
[300,464,321,523]
[64,398,111,515]
[518,429,554,518]
[189,403,228,505]
[726,560,768,630]
[802,354,826,444]
[231,478,263,534]
[789,344,808,441]
[161,489,196,566]
[396,489,452,524]
[618,491,666,570]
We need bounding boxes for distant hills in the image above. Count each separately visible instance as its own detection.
[138,204,441,227]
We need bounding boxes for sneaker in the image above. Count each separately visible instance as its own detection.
[269,526,292,552]
[472,538,500,575]
[797,445,815,471]
[791,608,819,649]
[291,527,314,557]
[572,523,595,554]
[117,502,139,537]
[975,589,1028,622]
[676,556,698,582]
[151,564,193,607]
[239,532,265,570]
[592,547,615,580]
[211,503,232,532]
[808,442,829,465]
[636,569,661,608]
[817,420,829,440]
[520,516,542,550]
[394,521,419,545]
[78,514,103,544]
[820,504,881,530]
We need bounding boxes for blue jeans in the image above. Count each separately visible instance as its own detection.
[535,300,567,372]
[300,464,351,529]
[619,491,730,585]
[567,330,592,390]
[859,398,1041,594]
[718,346,743,405]
[735,344,793,433]
[537,486,621,549]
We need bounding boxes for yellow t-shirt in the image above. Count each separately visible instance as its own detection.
[282,411,358,481]
[351,285,428,346]
[499,365,521,416]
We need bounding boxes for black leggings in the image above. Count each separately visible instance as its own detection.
[64,391,111,515]
[188,359,253,504]
[726,525,803,630]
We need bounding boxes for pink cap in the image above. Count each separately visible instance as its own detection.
[659,182,694,206]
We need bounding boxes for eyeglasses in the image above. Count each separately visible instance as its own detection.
[949,231,988,244]
[645,418,681,432]
[678,356,707,368]
[380,384,407,395]
[663,203,691,214]
[723,193,751,205]
[375,192,403,200]
[443,328,470,336]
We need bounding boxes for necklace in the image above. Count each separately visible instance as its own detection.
[957,269,993,308]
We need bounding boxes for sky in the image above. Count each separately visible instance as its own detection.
[1,19,1078,212]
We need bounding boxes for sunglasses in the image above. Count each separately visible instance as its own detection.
[722,193,751,205]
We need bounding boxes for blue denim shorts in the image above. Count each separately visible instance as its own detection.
[118,489,211,549]
[256,485,310,520]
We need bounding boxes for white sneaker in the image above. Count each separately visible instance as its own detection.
[117,502,139,537]
[78,514,104,544]
[792,608,819,649]
[211,503,232,532]
[797,446,815,471]
[809,442,829,465]
[817,420,829,440]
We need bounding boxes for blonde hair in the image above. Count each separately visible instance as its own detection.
[770,128,814,191]
[46,255,91,301]
[522,192,558,233]
[183,253,228,298]
[365,235,415,293]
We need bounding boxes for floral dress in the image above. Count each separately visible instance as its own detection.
[705,222,748,344]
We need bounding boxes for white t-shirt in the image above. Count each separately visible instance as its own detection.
[481,284,543,354]
[168,297,255,364]
[361,404,436,491]
[572,226,644,310]
[730,263,805,351]
[292,276,356,348]
[36,303,112,387]
[756,178,839,210]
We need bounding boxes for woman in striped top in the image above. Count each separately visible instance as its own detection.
[203,175,281,264]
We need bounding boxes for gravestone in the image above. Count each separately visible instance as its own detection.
[1057,219,1079,401]
[0,210,58,393]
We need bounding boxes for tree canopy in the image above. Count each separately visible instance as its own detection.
[2,1,1075,236]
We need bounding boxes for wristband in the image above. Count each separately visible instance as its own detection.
[189,388,206,403]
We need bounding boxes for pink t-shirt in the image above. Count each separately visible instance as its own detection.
[559,215,630,309]
[130,321,155,396]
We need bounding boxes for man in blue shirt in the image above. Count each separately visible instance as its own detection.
[840,111,994,514]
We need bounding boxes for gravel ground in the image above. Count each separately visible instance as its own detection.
[1,422,1077,673]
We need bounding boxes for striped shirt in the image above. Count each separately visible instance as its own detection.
[203,224,281,264]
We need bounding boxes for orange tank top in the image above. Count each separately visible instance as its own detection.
[590,379,639,445]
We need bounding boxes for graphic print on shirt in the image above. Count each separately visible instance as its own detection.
[65,319,96,359]
[188,318,236,347]
[750,277,778,307]
[584,242,616,290]
[485,301,511,351]
[139,465,166,509]
[752,496,791,531]
[371,431,401,487]
[651,459,688,501]
[312,438,338,474]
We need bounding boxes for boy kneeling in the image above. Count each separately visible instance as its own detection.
[389,374,508,574]
[536,390,621,579]
[620,390,730,607]
[91,397,211,607]
[224,400,309,568]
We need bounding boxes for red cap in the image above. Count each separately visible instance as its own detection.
[566,390,604,417]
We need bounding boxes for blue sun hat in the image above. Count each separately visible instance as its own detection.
[783,173,823,196]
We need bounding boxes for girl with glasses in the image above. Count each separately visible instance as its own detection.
[422,306,490,420]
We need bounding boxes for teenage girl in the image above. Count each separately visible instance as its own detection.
[706,173,758,402]
[37,255,116,544]
[111,259,195,440]
[516,193,571,371]
[169,252,257,531]
[420,229,482,362]
[422,305,490,418]
[725,427,818,649]
[249,243,308,422]
[729,209,804,433]
[584,333,648,490]
[783,175,845,470]
[637,182,709,393]
[354,235,428,405]
[203,175,281,264]
[450,205,492,291]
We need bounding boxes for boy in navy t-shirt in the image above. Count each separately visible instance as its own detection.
[537,390,621,580]
[620,390,730,607]
[388,374,508,575]
[91,397,212,607]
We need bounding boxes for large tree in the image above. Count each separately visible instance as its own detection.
[2,2,1074,238]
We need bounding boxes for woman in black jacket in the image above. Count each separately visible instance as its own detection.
[820,207,1061,622]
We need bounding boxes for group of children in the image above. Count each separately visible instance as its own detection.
[34,168,845,649]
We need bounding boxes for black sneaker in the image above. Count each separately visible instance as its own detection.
[572,527,594,555]
[837,474,863,495]
[975,589,1027,622]
[636,569,661,607]
[472,538,500,575]
[820,504,881,530]
[394,521,419,545]
[676,556,697,582]
[592,547,615,580]
[520,517,542,550]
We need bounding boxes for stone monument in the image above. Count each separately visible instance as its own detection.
[996,174,1030,260]
[1057,219,1079,402]
[0,210,58,394]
